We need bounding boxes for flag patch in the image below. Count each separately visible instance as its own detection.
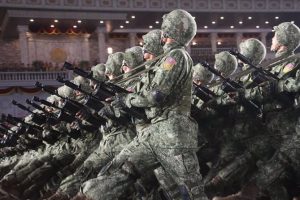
[163,57,177,71]
[283,63,295,73]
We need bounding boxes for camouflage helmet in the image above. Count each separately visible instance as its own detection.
[193,63,214,84]
[214,51,237,77]
[57,85,74,98]
[105,52,124,76]
[72,76,92,93]
[91,63,106,82]
[274,22,300,51]
[161,9,197,46]
[239,38,266,66]
[124,46,144,69]
[142,29,164,56]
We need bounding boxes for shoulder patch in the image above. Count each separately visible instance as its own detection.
[162,57,177,71]
[283,63,295,73]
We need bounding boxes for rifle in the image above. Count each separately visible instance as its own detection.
[33,96,60,109]
[35,81,82,114]
[56,76,105,112]
[201,61,262,115]
[11,100,47,125]
[193,83,217,103]
[229,50,280,86]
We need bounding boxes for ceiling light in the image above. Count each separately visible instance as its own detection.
[54,19,58,23]
[100,20,104,24]
[107,47,113,54]
[120,25,124,28]
[139,42,143,46]
[29,19,34,22]
[125,21,129,24]
[77,20,82,23]
[192,41,197,45]
[256,25,260,29]
[73,25,77,28]
[212,21,216,24]
[265,21,269,24]
[239,21,243,24]
[217,41,222,45]
[230,25,234,29]
[50,24,55,28]
[131,15,135,19]
[149,25,153,29]
[220,16,224,20]
[248,16,252,20]
[275,16,279,19]
[204,26,208,29]
[155,21,159,24]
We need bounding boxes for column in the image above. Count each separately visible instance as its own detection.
[17,25,29,66]
[186,43,191,54]
[97,27,107,63]
[129,32,136,47]
[210,32,217,53]
[82,33,91,61]
[260,32,267,47]
[235,32,243,47]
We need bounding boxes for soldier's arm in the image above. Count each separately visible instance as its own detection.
[127,50,186,108]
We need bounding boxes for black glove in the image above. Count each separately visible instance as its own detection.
[111,93,127,109]
[98,105,114,118]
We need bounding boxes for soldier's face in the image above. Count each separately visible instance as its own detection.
[106,73,115,80]
[271,34,280,52]
[144,52,155,61]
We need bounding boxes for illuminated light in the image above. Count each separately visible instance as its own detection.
[217,41,222,45]
[220,16,224,20]
[204,26,208,29]
[77,20,82,23]
[256,25,260,29]
[149,25,153,29]
[265,21,269,24]
[230,25,234,29]
[131,15,135,19]
[125,21,129,24]
[192,41,197,45]
[248,16,252,20]
[212,21,216,24]
[139,42,143,46]
[107,47,113,54]
[155,21,159,24]
[239,21,243,24]
[73,25,77,28]
[29,19,34,22]
[120,25,124,28]
[54,19,59,23]
[100,20,104,24]
[275,16,279,19]
[50,24,55,28]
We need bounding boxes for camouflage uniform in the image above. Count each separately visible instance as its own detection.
[214,22,300,200]
[52,52,136,199]
[80,9,208,200]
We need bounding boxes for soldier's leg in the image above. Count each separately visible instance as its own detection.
[154,166,182,200]
[156,148,208,200]
[80,137,158,200]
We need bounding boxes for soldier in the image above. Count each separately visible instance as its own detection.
[49,52,136,199]
[79,9,208,200]
[214,22,300,200]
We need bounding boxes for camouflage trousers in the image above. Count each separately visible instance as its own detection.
[81,113,208,200]
[56,127,136,198]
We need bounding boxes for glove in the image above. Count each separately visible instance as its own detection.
[98,105,114,118]
[111,93,128,109]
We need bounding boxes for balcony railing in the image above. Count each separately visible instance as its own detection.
[0,71,73,87]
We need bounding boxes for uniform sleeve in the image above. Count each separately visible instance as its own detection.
[127,50,186,108]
